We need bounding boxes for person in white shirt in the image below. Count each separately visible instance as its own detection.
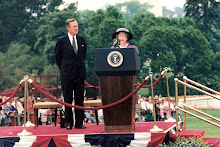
[12,97,24,126]
[39,109,48,125]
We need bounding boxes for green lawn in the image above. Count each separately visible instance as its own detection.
[137,88,149,96]
[180,109,220,138]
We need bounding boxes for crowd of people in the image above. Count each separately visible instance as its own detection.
[0,94,179,126]
[0,96,24,126]
[0,96,57,126]
[0,95,104,126]
[135,94,178,122]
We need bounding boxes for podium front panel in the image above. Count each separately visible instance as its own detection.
[95,48,140,76]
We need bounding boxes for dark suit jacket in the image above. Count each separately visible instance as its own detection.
[55,34,87,80]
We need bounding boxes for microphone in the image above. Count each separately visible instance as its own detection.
[113,38,120,47]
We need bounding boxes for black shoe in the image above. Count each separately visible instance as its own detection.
[66,125,72,130]
[75,125,86,129]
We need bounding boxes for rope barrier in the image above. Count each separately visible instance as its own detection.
[84,81,99,89]
[38,86,59,91]
[35,74,162,92]
[0,91,14,96]
[0,69,166,96]
[84,69,166,89]
[0,82,23,106]
[30,76,149,110]
[137,74,163,88]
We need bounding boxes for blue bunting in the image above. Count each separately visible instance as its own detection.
[0,137,20,147]
[85,134,134,147]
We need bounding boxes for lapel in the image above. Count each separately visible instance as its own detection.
[76,35,81,49]
[64,34,72,47]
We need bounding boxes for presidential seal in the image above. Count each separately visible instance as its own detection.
[107,51,123,67]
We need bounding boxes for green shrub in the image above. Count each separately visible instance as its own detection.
[159,136,213,147]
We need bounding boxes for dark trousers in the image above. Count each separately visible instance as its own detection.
[61,75,84,127]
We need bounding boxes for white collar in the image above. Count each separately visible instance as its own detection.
[120,43,129,48]
[68,33,76,39]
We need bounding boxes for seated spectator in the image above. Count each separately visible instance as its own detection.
[90,113,97,123]
[39,108,48,125]
[45,98,52,125]
[135,95,143,122]
[12,97,23,126]
[0,99,4,126]
[0,109,4,126]
[163,97,171,119]
[140,97,148,122]
[3,102,11,126]
[98,109,104,123]
[9,100,16,116]
[159,99,164,121]
[147,97,154,121]
[84,110,91,123]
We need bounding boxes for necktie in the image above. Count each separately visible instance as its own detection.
[72,37,78,54]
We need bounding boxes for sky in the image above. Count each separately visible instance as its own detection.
[62,0,185,11]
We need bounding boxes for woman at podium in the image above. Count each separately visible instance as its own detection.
[112,28,139,54]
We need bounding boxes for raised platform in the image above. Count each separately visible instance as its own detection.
[172,130,220,147]
[0,122,178,147]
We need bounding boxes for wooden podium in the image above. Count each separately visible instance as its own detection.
[95,48,140,132]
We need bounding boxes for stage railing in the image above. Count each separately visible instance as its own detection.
[174,78,220,135]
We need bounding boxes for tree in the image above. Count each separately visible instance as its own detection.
[138,26,182,76]
[34,3,80,65]
[0,53,8,91]
[0,0,62,52]
[82,6,125,84]
[182,26,214,82]
[130,12,214,95]
[3,42,44,87]
[211,52,220,90]
[184,0,220,51]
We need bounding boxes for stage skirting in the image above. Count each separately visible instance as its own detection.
[0,122,181,147]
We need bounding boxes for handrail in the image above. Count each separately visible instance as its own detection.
[183,76,220,95]
[182,104,220,123]
[176,107,220,128]
[174,77,220,135]
[174,78,220,101]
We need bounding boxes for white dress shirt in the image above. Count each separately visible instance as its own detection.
[68,33,78,52]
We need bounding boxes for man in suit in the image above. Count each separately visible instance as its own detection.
[55,18,87,129]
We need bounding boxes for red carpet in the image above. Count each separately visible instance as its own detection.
[178,130,205,138]
[2,122,217,147]
[0,122,178,147]
[204,138,220,147]
[0,122,176,137]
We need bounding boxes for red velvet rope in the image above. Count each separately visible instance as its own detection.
[137,74,163,88]
[31,78,148,110]
[84,74,163,89]
[0,91,14,96]
[38,86,59,91]
[84,81,99,89]
[28,73,163,92]
[0,83,23,106]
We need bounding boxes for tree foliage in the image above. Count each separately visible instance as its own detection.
[0,1,219,97]
[184,0,220,52]
[131,13,214,95]
[0,0,62,52]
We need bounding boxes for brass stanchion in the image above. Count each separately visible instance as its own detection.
[174,78,179,136]
[149,73,164,132]
[164,68,175,122]
[25,76,35,127]
[183,79,187,130]
[18,76,33,136]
